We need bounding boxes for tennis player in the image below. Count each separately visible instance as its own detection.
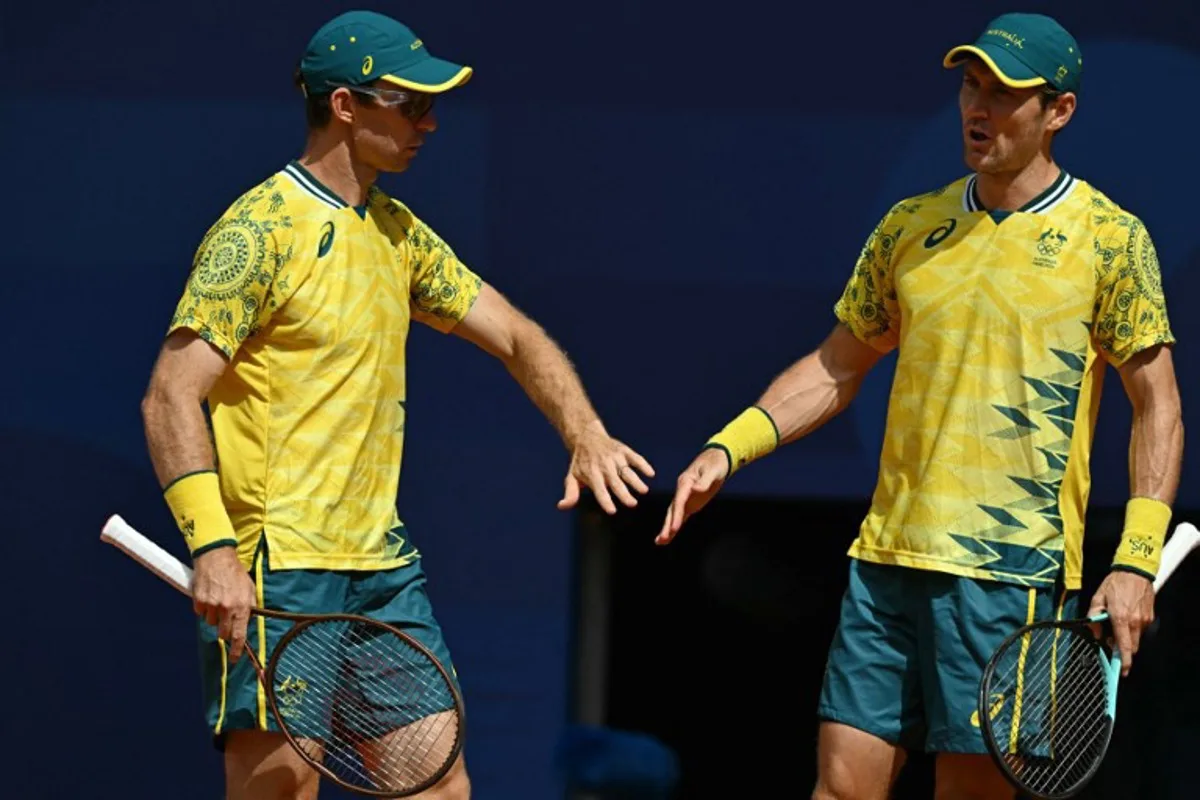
[657,13,1182,799]
[140,11,653,800]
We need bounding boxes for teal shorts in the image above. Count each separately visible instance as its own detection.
[817,559,1077,754]
[197,536,460,748]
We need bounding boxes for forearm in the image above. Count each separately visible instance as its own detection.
[1128,400,1184,504]
[142,390,218,487]
[1112,382,1184,578]
[756,348,863,445]
[503,320,603,449]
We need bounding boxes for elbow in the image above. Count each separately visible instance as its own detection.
[500,317,543,369]
[832,376,865,416]
[141,376,188,427]
[141,382,166,428]
[830,360,872,411]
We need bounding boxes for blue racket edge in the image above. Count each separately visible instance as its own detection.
[1084,514,1200,721]
[976,522,1200,798]
[1076,612,1120,719]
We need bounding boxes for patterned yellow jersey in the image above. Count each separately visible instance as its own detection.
[835,171,1173,589]
[169,161,481,571]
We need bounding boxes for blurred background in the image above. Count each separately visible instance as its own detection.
[2,1,1197,797]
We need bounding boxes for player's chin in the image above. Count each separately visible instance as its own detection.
[378,153,416,174]
[963,149,1002,174]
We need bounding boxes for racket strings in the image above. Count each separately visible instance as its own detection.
[988,625,1110,795]
[270,618,460,793]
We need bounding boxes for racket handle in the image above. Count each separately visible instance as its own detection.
[101,514,195,598]
[1154,521,1200,593]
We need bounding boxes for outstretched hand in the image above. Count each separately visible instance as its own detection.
[558,422,655,514]
[656,448,729,545]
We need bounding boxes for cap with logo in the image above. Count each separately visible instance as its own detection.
[943,13,1082,93]
[299,10,472,95]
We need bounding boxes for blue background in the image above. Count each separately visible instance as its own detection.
[3,1,1196,797]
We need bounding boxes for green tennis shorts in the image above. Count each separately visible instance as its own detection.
[197,535,460,748]
[817,559,1077,754]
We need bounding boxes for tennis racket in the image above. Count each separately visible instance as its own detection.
[101,513,465,798]
[978,521,1200,799]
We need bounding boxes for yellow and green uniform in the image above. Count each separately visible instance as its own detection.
[835,171,1172,591]
[170,161,481,572]
[172,162,479,740]
[819,171,1173,753]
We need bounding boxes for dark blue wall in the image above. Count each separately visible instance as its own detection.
[3,2,1197,797]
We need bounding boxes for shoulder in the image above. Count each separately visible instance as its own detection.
[880,176,972,227]
[369,187,457,256]
[869,176,972,252]
[369,186,414,229]
[1074,180,1146,237]
[189,171,300,297]
[1074,181,1156,274]
[202,171,299,250]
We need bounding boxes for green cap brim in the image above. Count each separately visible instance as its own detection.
[379,57,473,93]
[943,43,1047,88]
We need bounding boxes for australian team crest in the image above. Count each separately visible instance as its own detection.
[1034,228,1068,268]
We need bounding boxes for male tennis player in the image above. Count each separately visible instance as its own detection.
[140,11,653,800]
[658,13,1182,800]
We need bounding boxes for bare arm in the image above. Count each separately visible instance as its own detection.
[756,323,889,445]
[142,329,257,659]
[142,330,229,486]
[658,323,886,543]
[451,283,603,449]
[1087,344,1183,675]
[1117,344,1184,504]
[449,282,654,513]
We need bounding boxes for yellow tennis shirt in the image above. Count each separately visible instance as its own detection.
[169,162,481,570]
[835,172,1173,589]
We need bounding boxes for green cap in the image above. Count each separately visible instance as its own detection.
[943,13,1082,93]
[299,10,472,95]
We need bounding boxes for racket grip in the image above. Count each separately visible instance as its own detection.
[101,514,196,598]
[1154,521,1200,593]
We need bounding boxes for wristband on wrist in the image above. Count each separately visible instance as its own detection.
[703,406,780,476]
[1112,496,1172,580]
[162,470,237,558]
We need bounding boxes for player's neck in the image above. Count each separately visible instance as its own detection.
[974,155,1061,212]
[297,137,377,207]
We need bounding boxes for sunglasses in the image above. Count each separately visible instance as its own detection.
[332,83,436,122]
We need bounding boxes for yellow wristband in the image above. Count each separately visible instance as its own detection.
[1112,497,1172,580]
[163,471,237,558]
[704,406,780,476]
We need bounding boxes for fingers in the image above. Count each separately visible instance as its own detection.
[605,463,640,509]
[588,467,618,514]
[1120,606,1154,670]
[656,508,676,545]
[692,465,720,493]
[227,606,250,663]
[557,474,581,510]
[622,447,656,480]
[217,603,236,657]
[1111,618,1134,677]
[567,456,645,514]
[618,463,651,496]
[654,477,695,545]
[655,477,695,545]
[656,496,684,545]
[226,577,257,663]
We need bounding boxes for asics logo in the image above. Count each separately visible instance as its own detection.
[924,218,957,249]
[971,692,1008,728]
[318,222,335,258]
